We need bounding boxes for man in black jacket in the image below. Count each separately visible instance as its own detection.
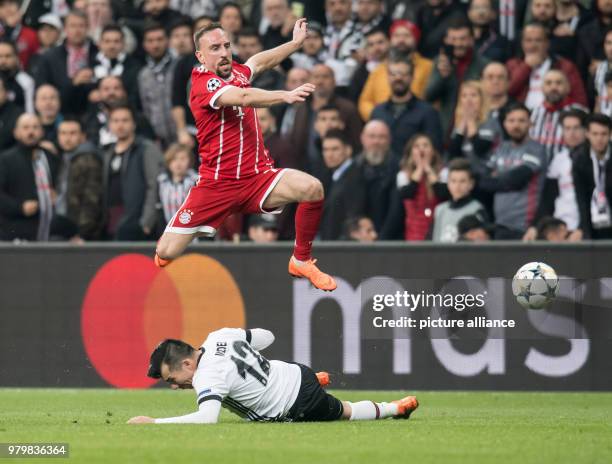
[0,113,58,241]
[0,76,22,151]
[572,113,612,239]
[33,10,98,115]
[318,129,366,240]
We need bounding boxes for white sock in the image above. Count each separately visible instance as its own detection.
[348,401,398,420]
[291,256,307,266]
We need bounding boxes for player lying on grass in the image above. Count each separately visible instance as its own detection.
[127,328,418,424]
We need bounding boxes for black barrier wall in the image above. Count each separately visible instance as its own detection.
[1,243,611,390]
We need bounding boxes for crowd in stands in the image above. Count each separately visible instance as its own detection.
[1,0,612,244]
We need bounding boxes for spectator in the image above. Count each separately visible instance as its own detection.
[274,67,310,136]
[0,0,39,70]
[0,76,21,150]
[143,0,183,34]
[577,0,612,82]
[386,133,448,241]
[357,120,398,232]
[319,129,366,240]
[138,22,177,148]
[536,216,569,240]
[290,64,363,170]
[593,29,612,113]
[468,0,511,62]
[344,215,378,242]
[355,0,392,34]
[348,27,390,104]
[290,21,326,69]
[457,212,493,241]
[479,103,547,239]
[0,113,58,241]
[448,80,499,185]
[531,0,556,30]
[33,10,98,115]
[431,158,486,242]
[259,0,294,50]
[425,17,490,137]
[371,54,443,155]
[169,16,194,57]
[358,19,433,120]
[0,40,35,113]
[598,71,612,117]
[550,0,592,61]
[157,143,198,227]
[26,13,61,77]
[506,22,587,110]
[102,105,163,241]
[236,29,284,90]
[83,75,155,147]
[308,104,347,178]
[54,118,103,240]
[323,0,363,88]
[91,24,141,104]
[171,46,199,150]
[169,1,219,18]
[527,109,586,241]
[415,0,467,59]
[572,113,612,239]
[529,69,586,161]
[218,2,245,51]
[481,61,514,136]
[247,213,279,243]
[34,84,62,150]
[86,0,137,53]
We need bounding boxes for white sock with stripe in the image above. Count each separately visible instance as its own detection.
[348,401,398,420]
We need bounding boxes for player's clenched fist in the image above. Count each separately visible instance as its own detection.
[127,416,155,424]
[284,83,316,103]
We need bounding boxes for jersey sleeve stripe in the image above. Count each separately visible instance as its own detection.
[210,85,233,110]
[245,329,252,343]
[197,394,223,406]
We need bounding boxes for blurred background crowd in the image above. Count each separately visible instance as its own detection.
[1,0,612,244]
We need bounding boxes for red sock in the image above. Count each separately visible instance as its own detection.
[293,199,323,261]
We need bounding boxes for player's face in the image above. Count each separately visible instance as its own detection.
[587,123,611,154]
[447,170,474,201]
[196,29,233,79]
[561,117,585,148]
[58,122,85,152]
[503,110,530,142]
[161,360,196,389]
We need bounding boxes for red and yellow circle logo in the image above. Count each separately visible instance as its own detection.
[81,253,245,388]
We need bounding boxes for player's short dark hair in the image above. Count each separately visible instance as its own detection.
[503,101,530,120]
[537,216,567,240]
[58,117,85,132]
[559,109,587,127]
[447,17,473,35]
[143,20,167,38]
[236,27,261,42]
[586,113,612,131]
[365,27,388,40]
[101,23,124,38]
[194,22,224,51]
[323,128,351,146]
[448,158,474,179]
[147,339,196,379]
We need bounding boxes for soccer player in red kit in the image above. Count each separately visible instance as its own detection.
[154,19,336,291]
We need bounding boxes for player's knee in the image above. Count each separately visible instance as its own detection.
[303,178,324,202]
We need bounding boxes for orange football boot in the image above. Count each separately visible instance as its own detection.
[288,257,337,291]
[392,395,419,419]
[154,253,172,268]
[316,371,330,387]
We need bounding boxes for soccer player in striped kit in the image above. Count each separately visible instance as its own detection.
[155,19,336,291]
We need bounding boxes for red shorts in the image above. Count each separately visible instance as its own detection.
[165,168,286,236]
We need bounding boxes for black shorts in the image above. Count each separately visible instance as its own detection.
[287,363,344,422]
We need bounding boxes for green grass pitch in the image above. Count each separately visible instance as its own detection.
[1,389,611,464]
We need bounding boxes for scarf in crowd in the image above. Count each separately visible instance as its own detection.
[32,149,54,241]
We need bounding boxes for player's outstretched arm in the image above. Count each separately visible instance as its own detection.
[245,18,307,77]
[248,328,275,350]
[127,399,222,424]
[216,84,315,108]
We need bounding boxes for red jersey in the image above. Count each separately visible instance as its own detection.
[190,62,274,181]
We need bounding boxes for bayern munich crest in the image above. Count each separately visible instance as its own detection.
[207,78,221,92]
[178,209,193,224]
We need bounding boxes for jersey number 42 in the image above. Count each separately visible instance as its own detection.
[230,341,271,386]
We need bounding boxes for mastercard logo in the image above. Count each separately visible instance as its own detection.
[81,254,245,388]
